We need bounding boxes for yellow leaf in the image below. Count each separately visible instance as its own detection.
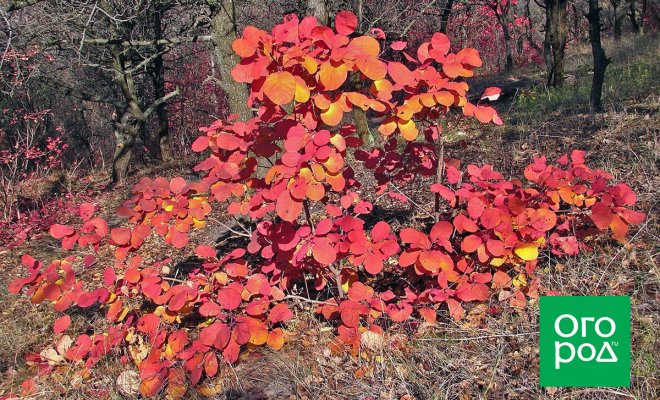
[490,257,505,266]
[294,76,310,103]
[514,243,539,261]
[398,119,419,141]
[513,274,527,287]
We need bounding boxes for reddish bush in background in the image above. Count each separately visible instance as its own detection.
[9,11,644,398]
[164,44,230,158]
[0,107,70,248]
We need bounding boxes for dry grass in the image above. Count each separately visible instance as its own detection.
[0,35,658,400]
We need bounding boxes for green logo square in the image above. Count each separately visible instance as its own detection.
[540,296,630,387]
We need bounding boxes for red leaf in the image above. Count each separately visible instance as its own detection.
[418,307,436,324]
[269,303,294,323]
[65,334,91,361]
[446,298,464,320]
[195,244,216,258]
[347,282,374,302]
[480,87,502,101]
[191,136,209,152]
[430,32,450,55]
[76,291,98,308]
[363,253,384,274]
[53,315,71,334]
[461,235,482,253]
[137,313,160,333]
[371,221,391,242]
[217,287,242,311]
[335,10,358,35]
[480,208,502,230]
[386,303,413,322]
[456,282,489,302]
[340,304,360,328]
[390,41,407,50]
[590,202,612,229]
[388,62,414,86]
[204,353,219,378]
[276,191,303,222]
[467,197,485,219]
[50,224,74,239]
[199,301,222,317]
[312,239,337,265]
[79,203,95,221]
[492,271,512,289]
[110,227,131,246]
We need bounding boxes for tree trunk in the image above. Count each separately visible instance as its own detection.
[307,0,329,25]
[496,2,514,72]
[545,0,568,87]
[439,0,455,33]
[587,0,610,113]
[610,0,625,40]
[628,0,641,34]
[152,0,172,161]
[523,0,543,56]
[502,25,514,72]
[111,111,142,184]
[208,0,251,120]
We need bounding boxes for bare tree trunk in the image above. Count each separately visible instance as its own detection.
[307,0,329,25]
[610,0,625,40]
[208,0,251,120]
[544,0,568,87]
[439,0,455,33]
[587,0,610,112]
[502,23,514,72]
[111,111,142,183]
[152,0,172,161]
[493,1,514,72]
[522,0,543,56]
[628,0,641,33]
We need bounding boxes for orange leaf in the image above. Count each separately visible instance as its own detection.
[388,62,414,86]
[267,328,285,350]
[318,61,348,91]
[347,36,381,58]
[263,71,297,105]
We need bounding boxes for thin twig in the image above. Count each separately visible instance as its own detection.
[417,331,538,341]
[284,295,335,306]
[389,183,435,219]
[208,217,251,238]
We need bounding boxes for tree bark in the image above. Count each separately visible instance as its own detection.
[544,0,568,87]
[522,0,543,56]
[610,0,625,40]
[587,0,610,112]
[152,0,172,161]
[111,111,141,183]
[208,0,251,120]
[492,1,514,72]
[307,0,329,25]
[439,0,455,33]
[628,0,640,33]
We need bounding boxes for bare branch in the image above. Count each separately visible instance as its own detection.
[83,35,212,47]
[143,87,179,118]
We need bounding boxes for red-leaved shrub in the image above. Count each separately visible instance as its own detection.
[9,12,644,397]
